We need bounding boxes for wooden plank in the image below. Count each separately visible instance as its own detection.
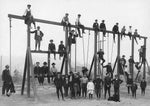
[28,47,37,98]
[8,14,147,39]
[21,51,27,95]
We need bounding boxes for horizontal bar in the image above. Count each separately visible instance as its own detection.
[8,14,147,39]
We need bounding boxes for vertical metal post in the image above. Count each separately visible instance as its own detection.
[131,35,134,81]
[65,27,68,75]
[143,38,147,80]
[9,17,12,74]
[94,31,97,79]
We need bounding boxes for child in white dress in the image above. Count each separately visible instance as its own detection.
[87,79,95,99]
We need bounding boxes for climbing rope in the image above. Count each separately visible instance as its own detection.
[82,34,86,67]
[86,30,90,67]
[110,35,114,63]
[107,33,109,62]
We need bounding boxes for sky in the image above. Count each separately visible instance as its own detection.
[0,0,150,74]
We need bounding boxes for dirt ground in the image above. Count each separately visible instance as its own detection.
[0,83,150,106]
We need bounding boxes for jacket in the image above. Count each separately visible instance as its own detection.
[31,30,44,41]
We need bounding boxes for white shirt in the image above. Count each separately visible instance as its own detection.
[23,8,32,16]
[37,30,40,36]
[128,28,132,34]
[87,81,94,90]
[51,67,57,73]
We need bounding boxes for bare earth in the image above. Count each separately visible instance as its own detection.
[0,83,150,106]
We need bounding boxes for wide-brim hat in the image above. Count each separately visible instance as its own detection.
[52,62,55,65]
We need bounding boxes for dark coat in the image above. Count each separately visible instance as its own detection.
[2,69,12,83]
[31,30,44,41]
[140,81,147,89]
[48,43,56,51]
[112,78,123,88]
[103,65,113,74]
[100,23,106,30]
[97,51,104,59]
[104,76,111,88]
[58,44,65,52]
[41,66,49,76]
[93,78,103,89]
[112,25,119,33]
[54,77,64,88]
[131,83,138,91]
[127,78,133,85]
[34,66,41,75]
[93,22,99,31]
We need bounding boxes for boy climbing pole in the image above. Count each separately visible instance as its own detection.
[112,23,119,43]
[23,4,36,29]
[103,63,113,78]
[97,49,105,66]
[61,13,71,31]
[128,56,135,74]
[58,41,65,60]
[75,14,85,38]
[100,20,106,37]
[30,26,44,51]
[48,39,56,60]
[119,55,126,75]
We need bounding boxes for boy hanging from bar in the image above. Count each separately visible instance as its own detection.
[61,13,71,31]
[23,4,36,29]
[68,29,78,52]
[93,19,99,35]
[97,49,105,66]
[138,45,146,63]
[30,26,44,51]
[128,56,135,74]
[100,20,106,37]
[103,63,113,79]
[119,55,126,75]
[75,14,85,38]
[112,23,119,43]
[48,39,56,60]
[58,41,65,60]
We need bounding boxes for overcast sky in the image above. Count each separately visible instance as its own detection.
[0,0,150,72]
